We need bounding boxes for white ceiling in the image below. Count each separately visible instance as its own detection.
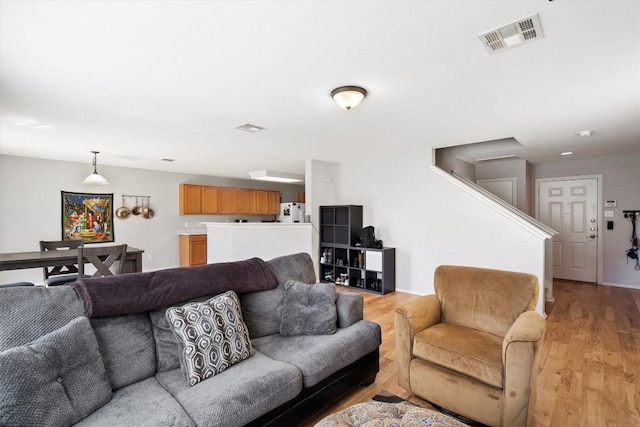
[1,1,639,180]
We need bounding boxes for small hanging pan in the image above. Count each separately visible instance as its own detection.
[142,197,155,219]
[132,197,142,215]
[116,196,131,219]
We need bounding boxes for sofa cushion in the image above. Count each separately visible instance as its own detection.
[0,317,111,426]
[150,307,182,373]
[0,286,84,351]
[253,320,381,387]
[413,322,504,388]
[241,252,317,339]
[74,376,195,427]
[166,291,255,386]
[155,351,302,427]
[90,313,157,390]
[280,281,337,336]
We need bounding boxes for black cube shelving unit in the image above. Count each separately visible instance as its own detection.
[319,205,395,295]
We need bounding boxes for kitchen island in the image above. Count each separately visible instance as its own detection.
[201,222,313,263]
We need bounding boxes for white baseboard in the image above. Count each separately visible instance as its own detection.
[601,281,640,290]
[395,287,424,296]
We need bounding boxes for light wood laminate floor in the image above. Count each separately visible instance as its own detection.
[303,280,640,426]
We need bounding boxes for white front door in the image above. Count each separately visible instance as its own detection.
[538,178,598,282]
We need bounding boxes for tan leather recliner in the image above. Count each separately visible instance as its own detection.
[395,265,546,427]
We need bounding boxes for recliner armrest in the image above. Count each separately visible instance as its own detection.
[394,294,441,389]
[336,291,363,328]
[502,311,546,361]
[501,310,546,427]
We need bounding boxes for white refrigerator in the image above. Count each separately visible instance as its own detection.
[278,203,306,223]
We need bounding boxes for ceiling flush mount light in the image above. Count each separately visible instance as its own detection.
[82,151,109,185]
[331,86,367,111]
[249,170,303,184]
[561,151,573,156]
[578,130,592,137]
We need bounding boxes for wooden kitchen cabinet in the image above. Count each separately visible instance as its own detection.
[256,190,281,215]
[237,189,257,214]
[202,186,218,214]
[180,184,279,215]
[180,184,219,214]
[218,187,238,214]
[179,234,207,267]
[179,184,202,214]
[268,191,280,214]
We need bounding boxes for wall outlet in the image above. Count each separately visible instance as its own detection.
[418,271,424,279]
[604,210,614,217]
[605,200,617,208]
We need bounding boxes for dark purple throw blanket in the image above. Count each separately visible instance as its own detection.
[72,257,278,318]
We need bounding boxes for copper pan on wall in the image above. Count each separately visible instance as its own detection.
[142,197,154,219]
[115,196,131,219]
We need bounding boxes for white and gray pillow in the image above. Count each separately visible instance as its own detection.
[280,280,338,336]
[166,290,255,386]
[0,316,111,426]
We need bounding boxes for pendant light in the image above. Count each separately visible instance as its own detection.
[331,86,367,111]
[82,151,109,185]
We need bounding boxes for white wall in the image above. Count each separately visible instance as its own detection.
[305,159,337,276]
[333,147,548,314]
[532,152,640,288]
[0,155,303,285]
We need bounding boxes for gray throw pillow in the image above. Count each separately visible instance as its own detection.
[166,290,255,386]
[0,317,111,426]
[280,280,337,336]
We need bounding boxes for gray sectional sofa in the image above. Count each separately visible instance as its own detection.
[0,253,382,427]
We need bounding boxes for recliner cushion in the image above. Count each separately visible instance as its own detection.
[434,265,538,337]
[413,322,503,388]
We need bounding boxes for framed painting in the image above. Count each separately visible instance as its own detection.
[61,191,114,243]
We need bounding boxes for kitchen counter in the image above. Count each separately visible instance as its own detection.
[177,229,206,235]
[201,222,312,263]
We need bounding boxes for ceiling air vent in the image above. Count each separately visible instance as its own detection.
[479,13,544,54]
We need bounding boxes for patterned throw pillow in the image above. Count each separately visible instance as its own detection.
[165,290,255,386]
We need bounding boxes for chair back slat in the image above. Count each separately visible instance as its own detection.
[39,240,84,281]
[78,244,128,277]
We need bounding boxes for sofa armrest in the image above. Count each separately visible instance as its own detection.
[394,294,441,389]
[501,310,546,427]
[336,291,363,328]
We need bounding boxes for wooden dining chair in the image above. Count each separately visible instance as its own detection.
[78,244,128,277]
[39,240,85,286]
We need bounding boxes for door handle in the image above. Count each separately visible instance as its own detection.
[589,235,596,239]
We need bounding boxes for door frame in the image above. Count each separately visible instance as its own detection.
[535,174,603,285]
[477,177,517,207]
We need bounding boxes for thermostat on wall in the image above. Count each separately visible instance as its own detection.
[605,200,617,208]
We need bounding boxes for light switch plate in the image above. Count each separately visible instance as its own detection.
[605,210,614,217]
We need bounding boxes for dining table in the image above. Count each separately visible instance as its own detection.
[0,246,144,273]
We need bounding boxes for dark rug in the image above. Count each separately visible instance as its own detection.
[372,391,489,427]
